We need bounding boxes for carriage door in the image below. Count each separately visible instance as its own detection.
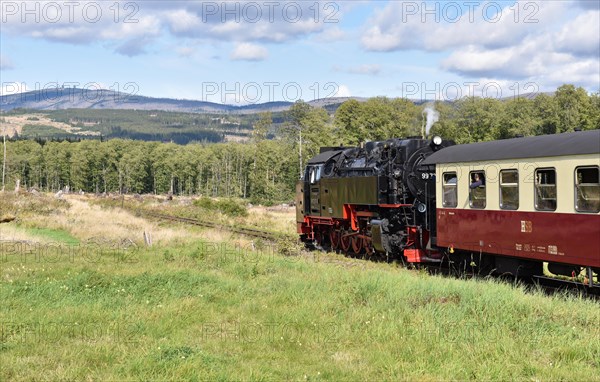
[308,165,323,216]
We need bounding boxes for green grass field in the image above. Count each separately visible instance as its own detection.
[1,194,599,381]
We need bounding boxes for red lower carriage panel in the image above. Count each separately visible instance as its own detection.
[436,209,600,268]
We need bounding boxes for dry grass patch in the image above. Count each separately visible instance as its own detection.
[26,196,191,246]
[0,223,56,243]
[243,205,296,235]
[22,195,262,251]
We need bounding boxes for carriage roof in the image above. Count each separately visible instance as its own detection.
[422,130,600,164]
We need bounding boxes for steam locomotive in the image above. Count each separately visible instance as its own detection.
[296,131,600,287]
[295,136,454,262]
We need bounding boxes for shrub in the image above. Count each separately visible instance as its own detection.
[276,236,302,257]
[193,197,215,210]
[215,199,248,217]
[193,197,248,217]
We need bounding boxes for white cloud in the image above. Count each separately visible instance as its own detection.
[164,9,203,34]
[101,15,162,40]
[2,1,162,58]
[542,59,600,89]
[176,47,195,57]
[442,38,599,91]
[1,1,348,57]
[334,64,381,76]
[313,26,347,42]
[575,0,600,10]
[0,82,28,96]
[361,1,569,52]
[0,55,14,70]
[555,10,600,57]
[151,1,347,43]
[361,1,599,90]
[115,37,155,57]
[441,44,529,78]
[230,43,268,61]
[30,26,91,42]
[335,85,352,97]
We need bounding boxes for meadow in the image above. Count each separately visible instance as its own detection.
[1,192,599,381]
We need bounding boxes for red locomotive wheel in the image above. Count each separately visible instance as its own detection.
[364,237,375,256]
[314,231,323,247]
[351,235,364,254]
[330,230,340,251]
[340,231,352,253]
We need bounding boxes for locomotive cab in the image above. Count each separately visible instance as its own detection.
[296,148,346,237]
[306,164,323,215]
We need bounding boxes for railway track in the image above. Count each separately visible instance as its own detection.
[142,211,598,299]
[141,211,284,241]
[322,244,600,299]
[436,266,599,299]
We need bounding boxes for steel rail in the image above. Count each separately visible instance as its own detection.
[141,211,283,241]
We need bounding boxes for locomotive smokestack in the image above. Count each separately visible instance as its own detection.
[422,104,440,138]
[421,110,426,139]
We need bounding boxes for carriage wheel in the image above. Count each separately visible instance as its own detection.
[351,234,364,254]
[340,231,352,253]
[330,229,340,251]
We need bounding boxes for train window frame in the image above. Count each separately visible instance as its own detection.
[574,166,600,213]
[309,165,323,185]
[469,170,486,209]
[499,169,519,210]
[442,172,457,208]
[534,168,557,211]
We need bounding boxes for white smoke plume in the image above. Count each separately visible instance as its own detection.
[422,104,440,136]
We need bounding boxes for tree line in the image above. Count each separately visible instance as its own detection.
[1,84,598,204]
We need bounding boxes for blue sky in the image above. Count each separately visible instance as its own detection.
[1,0,599,104]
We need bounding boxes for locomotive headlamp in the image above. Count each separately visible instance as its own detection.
[432,136,442,146]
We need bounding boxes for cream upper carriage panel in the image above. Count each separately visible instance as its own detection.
[423,130,600,214]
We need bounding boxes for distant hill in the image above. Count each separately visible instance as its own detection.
[0,88,367,114]
[1,88,553,115]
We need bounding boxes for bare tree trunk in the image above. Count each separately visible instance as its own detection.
[225,154,230,197]
[2,132,6,192]
[298,127,303,178]
[119,170,123,194]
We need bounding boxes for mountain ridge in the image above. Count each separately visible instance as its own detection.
[1,88,548,114]
[0,88,369,114]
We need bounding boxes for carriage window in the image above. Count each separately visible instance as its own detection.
[500,170,519,210]
[469,171,486,209]
[442,172,457,207]
[535,168,556,211]
[575,166,600,213]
